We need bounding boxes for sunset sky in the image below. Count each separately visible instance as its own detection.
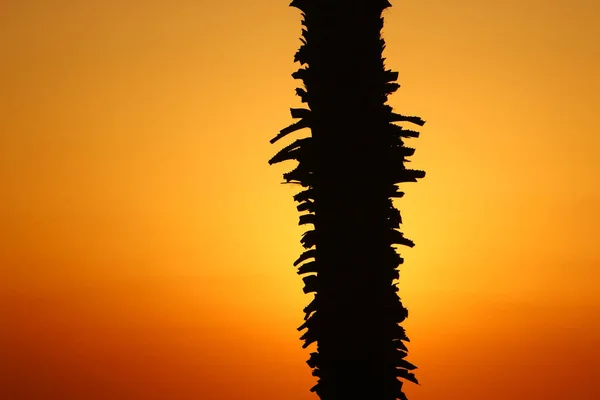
[2,0,599,399]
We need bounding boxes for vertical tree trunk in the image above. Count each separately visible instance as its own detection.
[270,1,425,399]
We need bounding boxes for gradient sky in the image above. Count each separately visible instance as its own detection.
[2,1,599,399]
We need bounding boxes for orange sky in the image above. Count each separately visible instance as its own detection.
[2,1,599,399]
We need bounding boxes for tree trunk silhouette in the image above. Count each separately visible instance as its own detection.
[269,1,425,399]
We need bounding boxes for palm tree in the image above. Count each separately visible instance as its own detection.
[269,1,425,399]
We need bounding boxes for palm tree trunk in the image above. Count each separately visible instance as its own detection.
[270,1,425,399]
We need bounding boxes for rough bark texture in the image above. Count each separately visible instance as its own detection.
[270,1,425,399]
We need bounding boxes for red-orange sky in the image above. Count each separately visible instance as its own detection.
[2,1,599,399]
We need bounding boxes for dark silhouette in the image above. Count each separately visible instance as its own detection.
[269,1,425,399]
